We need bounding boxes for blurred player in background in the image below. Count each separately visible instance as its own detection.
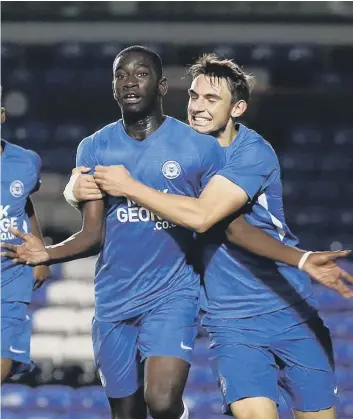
[1,46,225,419]
[0,93,50,383]
[66,54,353,419]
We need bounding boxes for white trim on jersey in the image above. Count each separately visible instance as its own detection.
[257,193,285,241]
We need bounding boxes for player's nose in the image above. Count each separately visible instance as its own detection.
[124,75,139,88]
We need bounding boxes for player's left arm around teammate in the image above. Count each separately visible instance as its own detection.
[94,166,247,233]
[227,215,353,298]
[25,197,51,290]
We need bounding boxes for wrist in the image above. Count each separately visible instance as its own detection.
[123,178,141,199]
[298,251,313,271]
[44,246,53,265]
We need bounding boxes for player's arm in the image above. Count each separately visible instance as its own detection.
[227,215,353,298]
[93,139,244,233]
[1,200,105,266]
[120,173,247,233]
[226,215,305,265]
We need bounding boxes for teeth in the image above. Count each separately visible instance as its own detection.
[126,94,137,98]
[194,117,210,122]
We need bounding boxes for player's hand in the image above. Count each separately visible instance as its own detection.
[302,250,353,298]
[33,265,51,291]
[93,165,133,197]
[0,227,50,266]
[72,166,105,201]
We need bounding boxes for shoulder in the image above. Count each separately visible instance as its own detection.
[236,125,278,165]
[7,141,41,170]
[77,121,119,153]
[169,118,222,155]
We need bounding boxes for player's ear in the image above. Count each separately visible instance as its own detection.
[159,77,168,97]
[231,100,247,119]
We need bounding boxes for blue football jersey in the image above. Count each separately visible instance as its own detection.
[1,140,41,303]
[201,124,314,319]
[76,116,225,322]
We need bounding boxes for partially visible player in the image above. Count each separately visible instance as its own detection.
[64,55,352,419]
[0,46,226,419]
[1,99,50,383]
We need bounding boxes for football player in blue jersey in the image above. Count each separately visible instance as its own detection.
[64,54,353,419]
[2,49,352,419]
[0,100,50,383]
[1,46,227,419]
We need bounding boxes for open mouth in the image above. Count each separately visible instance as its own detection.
[123,93,142,104]
[191,116,212,125]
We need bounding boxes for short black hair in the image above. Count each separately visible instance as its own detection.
[188,53,254,103]
[113,45,163,79]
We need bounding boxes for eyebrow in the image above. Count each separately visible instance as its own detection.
[188,89,222,100]
[115,63,150,72]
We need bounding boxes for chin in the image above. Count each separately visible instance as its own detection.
[191,124,213,134]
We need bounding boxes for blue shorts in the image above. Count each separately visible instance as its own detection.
[203,299,336,415]
[93,295,200,398]
[1,302,34,377]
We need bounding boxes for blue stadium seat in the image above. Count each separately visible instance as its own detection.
[32,385,73,411]
[336,367,353,391]
[193,338,210,363]
[315,72,345,90]
[67,412,109,419]
[1,384,33,410]
[292,207,329,228]
[334,128,353,146]
[289,127,324,148]
[53,42,88,67]
[53,124,87,146]
[1,43,25,70]
[279,153,319,172]
[322,154,352,172]
[333,340,353,366]
[183,388,221,414]
[315,287,352,312]
[249,44,278,68]
[337,391,353,418]
[23,411,68,419]
[187,364,215,388]
[0,410,18,419]
[72,386,109,411]
[323,314,353,339]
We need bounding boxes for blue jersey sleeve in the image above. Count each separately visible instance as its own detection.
[199,137,225,191]
[76,136,97,175]
[28,150,42,193]
[218,139,278,200]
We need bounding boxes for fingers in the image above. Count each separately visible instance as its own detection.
[72,166,91,175]
[326,250,352,260]
[334,281,353,298]
[341,269,353,285]
[0,242,17,252]
[8,227,26,239]
[0,250,18,259]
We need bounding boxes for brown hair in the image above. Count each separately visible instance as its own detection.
[187,53,255,103]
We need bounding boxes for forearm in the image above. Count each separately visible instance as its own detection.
[226,216,305,266]
[45,229,102,265]
[127,180,205,231]
[45,200,105,265]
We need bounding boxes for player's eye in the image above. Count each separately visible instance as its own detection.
[137,72,148,77]
[115,74,125,80]
[207,98,217,103]
[189,95,197,101]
